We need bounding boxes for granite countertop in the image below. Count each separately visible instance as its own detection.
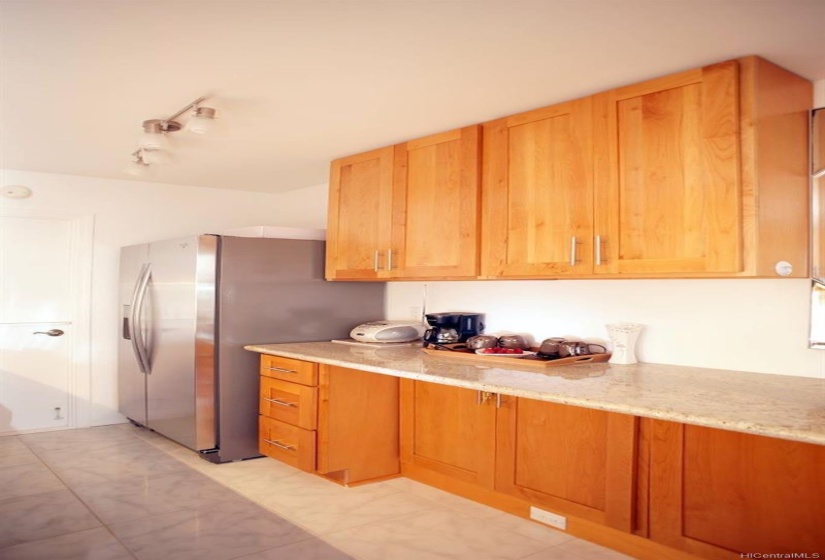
[244,341,825,446]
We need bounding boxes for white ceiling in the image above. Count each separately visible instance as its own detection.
[1,0,824,194]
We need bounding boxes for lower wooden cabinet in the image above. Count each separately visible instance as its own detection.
[649,421,825,558]
[317,364,400,484]
[257,356,400,484]
[495,397,637,532]
[258,415,316,472]
[400,380,496,487]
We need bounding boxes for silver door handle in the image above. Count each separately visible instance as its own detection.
[595,235,602,266]
[34,329,64,336]
[263,398,297,408]
[263,439,296,451]
[132,263,152,373]
[373,250,381,272]
[387,248,393,271]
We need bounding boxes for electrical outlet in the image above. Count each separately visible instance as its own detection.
[529,506,567,530]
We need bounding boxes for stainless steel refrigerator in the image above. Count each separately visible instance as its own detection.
[118,234,385,463]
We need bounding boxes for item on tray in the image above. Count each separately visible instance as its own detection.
[498,334,529,349]
[465,335,499,349]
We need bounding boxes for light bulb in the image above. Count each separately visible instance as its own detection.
[137,120,170,150]
[137,131,169,150]
[185,107,217,134]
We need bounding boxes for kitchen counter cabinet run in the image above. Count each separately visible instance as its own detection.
[247,343,825,559]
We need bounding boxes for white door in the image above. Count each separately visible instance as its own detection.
[0,210,92,434]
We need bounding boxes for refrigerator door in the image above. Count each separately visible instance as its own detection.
[145,235,217,452]
[215,236,386,461]
[118,243,150,425]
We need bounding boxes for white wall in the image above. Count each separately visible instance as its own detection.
[0,169,329,426]
[386,280,824,378]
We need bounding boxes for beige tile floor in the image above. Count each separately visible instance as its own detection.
[0,424,632,560]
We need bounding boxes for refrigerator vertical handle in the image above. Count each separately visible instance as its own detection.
[130,263,152,373]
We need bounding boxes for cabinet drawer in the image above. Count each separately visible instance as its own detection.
[258,416,316,472]
[259,376,318,430]
[260,355,317,386]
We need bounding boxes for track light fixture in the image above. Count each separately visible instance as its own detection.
[125,96,217,175]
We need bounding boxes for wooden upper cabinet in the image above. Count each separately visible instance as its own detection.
[495,397,637,531]
[593,61,742,275]
[391,126,481,278]
[649,421,825,558]
[326,147,394,280]
[328,56,810,281]
[326,127,480,280]
[481,98,594,278]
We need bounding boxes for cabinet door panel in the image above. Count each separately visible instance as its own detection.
[495,398,636,531]
[326,147,394,279]
[594,61,741,275]
[650,421,825,557]
[317,365,399,484]
[400,380,495,486]
[482,99,594,277]
[392,127,480,278]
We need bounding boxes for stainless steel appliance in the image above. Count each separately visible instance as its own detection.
[118,234,385,462]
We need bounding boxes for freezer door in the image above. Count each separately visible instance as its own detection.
[145,235,217,452]
[215,237,386,462]
[117,243,150,425]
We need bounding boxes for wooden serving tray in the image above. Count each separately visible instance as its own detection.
[421,347,611,370]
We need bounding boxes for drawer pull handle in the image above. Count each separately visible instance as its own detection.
[264,397,297,408]
[267,367,297,374]
[263,438,296,451]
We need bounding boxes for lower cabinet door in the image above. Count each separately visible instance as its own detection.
[400,379,496,487]
[317,365,400,484]
[495,397,637,531]
[258,416,316,472]
[649,421,825,558]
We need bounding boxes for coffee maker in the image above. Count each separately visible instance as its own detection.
[423,312,485,346]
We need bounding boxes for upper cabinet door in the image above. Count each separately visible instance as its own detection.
[326,147,394,280]
[593,61,741,275]
[481,98,594,278]
[390,126,481,279]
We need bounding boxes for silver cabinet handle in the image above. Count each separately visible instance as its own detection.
[570,237,577,266]
[263,439,295,451]
[387,248,393,271]
[266,367,297,374]
[595,235,602,266]
[496,393,502,409]
[373,250,380,272]
[475,390,481,405]
[263,397,297,408]
[34,329,64,336]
